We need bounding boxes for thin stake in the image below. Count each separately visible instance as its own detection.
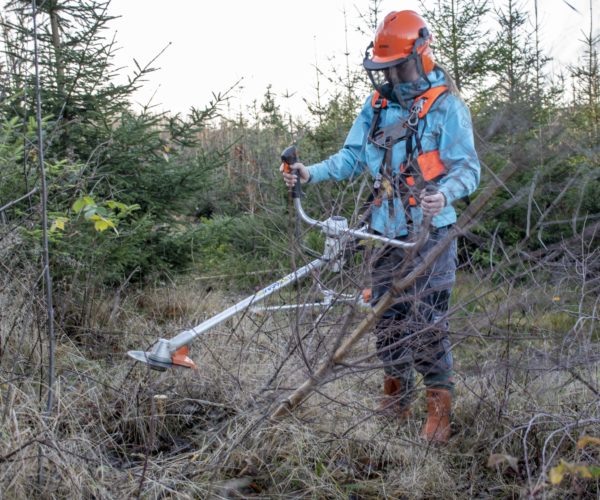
[32,0,56,415]
[32,0,55,417]
[32,0,56,485]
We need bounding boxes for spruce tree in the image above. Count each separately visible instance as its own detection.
[568,0,599,144]
[419,0,493,96]
[0,0,229,327]
[489,0,537,105]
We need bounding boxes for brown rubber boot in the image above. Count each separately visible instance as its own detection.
[379,375,411,419]
[421,388,452,444]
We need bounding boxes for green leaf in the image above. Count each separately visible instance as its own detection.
[95,206,109,217]
[83,207,96,219]
[573,465,593,479]
[72,196,95,213]
[549,460,599,485]
[315,460,326,478]
[89,214,117,233]
[50,216,68,233]
[106,200,127,211]
[549,462,566,485]
[588,466,600,478]
[94,219,111,231]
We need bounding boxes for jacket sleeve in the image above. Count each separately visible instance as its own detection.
[306,97,373,184]
[436,96,481,206]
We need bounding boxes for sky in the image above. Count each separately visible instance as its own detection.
[107,0,596,119]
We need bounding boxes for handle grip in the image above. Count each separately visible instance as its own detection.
[281,145,303,199]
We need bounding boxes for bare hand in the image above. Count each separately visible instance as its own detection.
[280,162,309,188]
[420,189,446,217]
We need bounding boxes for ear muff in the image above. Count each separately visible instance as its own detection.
[414,27,434,75]
[413,27,431,53]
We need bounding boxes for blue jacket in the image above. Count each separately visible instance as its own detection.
[306,68,480,237]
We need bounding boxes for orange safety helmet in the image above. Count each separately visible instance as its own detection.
[363,10,435,75]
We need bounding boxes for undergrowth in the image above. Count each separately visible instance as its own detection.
[1,258,599,499]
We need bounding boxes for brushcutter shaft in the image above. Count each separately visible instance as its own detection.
[165,257,326,352]
[129,150,430,370]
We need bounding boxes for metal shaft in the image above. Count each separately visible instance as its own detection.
[165,257,326,352]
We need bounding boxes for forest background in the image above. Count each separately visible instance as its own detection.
[0,0,599,498]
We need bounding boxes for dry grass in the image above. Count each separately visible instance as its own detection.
[1,255,600,499]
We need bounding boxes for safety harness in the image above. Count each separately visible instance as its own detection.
[367,86,449,222]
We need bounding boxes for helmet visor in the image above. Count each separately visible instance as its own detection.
[365,55,418,94]
[363,40,416,71]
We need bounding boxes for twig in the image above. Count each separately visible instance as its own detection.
[0,187,39,214]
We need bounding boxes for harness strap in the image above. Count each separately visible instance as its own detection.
[399,87,449,208]
[367,91,388,149]
[371,91,388,109]
[414,86,448,118]
[368,86,449,222]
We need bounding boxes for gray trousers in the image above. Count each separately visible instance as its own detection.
[371,226,456,403]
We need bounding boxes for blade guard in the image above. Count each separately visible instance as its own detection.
[171,345,197,369]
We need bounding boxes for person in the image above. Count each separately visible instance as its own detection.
[281,10,480,444]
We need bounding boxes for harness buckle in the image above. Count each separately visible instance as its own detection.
[407,100,423,128]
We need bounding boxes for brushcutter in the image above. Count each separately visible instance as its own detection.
[127,146,423,372]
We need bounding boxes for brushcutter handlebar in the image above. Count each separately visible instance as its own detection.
[281,145,303,199]
[283,144,420,250]
[293,197,416,249]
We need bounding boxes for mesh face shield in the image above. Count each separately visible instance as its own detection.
[364,49,420,106]
[363,32,432,104]
[364,69,400,106]
[365,67,393,95]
